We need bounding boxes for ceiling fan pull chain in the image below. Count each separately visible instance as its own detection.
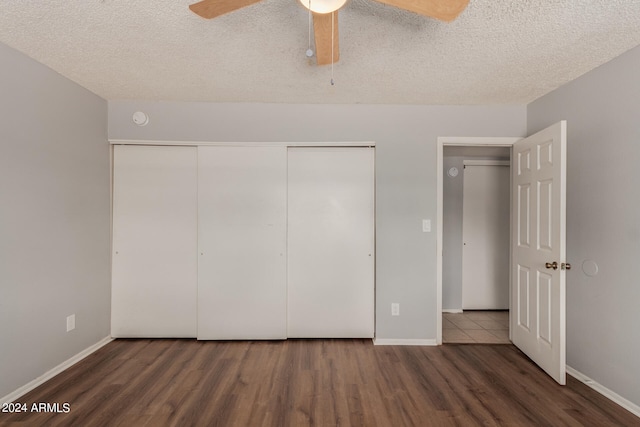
[306,0,313,57]
[331,11,335,85]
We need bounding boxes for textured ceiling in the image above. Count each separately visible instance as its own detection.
[1,0,640,104]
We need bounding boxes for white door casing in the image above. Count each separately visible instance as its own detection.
[511,121,567,385]
[436,137,521,345]
[197,146,287,340]
[287,147,375,338]
[111,145,198,338]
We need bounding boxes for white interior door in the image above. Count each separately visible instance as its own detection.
[512,121,567,384]
[197,146,287,340]
[462,164,510,309]
[287,147,375,338]
[112,145,198,337]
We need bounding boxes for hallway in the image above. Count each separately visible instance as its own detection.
[443,310,510,344]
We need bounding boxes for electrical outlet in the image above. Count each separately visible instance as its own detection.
[66,314,75,332]
[391,303,400,316]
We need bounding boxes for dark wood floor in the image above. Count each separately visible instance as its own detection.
[1,339,638,426]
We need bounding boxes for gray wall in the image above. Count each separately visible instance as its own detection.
[528,45,640,407]
[0,43,111,398]
[109,101,527,340]
[442,155,464,310]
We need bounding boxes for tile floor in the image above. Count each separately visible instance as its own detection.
[443,310,510,344]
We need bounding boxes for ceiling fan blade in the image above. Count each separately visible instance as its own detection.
[313,12,340,66]
[373,0,469,22]
[189,0,263,19]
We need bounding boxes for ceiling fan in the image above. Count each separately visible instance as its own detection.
[189,0,469,65]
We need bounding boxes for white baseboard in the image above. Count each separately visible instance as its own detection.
[567,365,640,418]
[442,309,463,313]
[373,338,437,346]
[0,336,113,405]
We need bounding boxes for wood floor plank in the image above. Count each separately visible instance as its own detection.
[1,340,638,426]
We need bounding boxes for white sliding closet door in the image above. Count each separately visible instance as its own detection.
[197,146,287,340]
[287,147,375,338]
[112,145,197,337]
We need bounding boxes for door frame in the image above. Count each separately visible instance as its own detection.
[461,160,511,310]
[436,137,521,345]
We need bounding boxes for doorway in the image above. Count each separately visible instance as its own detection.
[436,137,520,345]
[441,146,511,343]
[461,160,510,310]
[437,123,567,384]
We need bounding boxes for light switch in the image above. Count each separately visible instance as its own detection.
[422,219,431,232]
[391,303,400,316]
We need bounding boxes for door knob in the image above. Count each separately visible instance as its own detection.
[561,262,571,270]
[545,261,558,270]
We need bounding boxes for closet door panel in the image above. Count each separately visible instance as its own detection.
[197,146,287,340]
[111,145,198,337]
[287,147,375,338]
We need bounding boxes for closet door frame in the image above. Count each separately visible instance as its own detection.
[461,161,511,310]
[109,140,374,148]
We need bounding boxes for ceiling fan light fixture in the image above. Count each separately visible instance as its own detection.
[299,0,347,14]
